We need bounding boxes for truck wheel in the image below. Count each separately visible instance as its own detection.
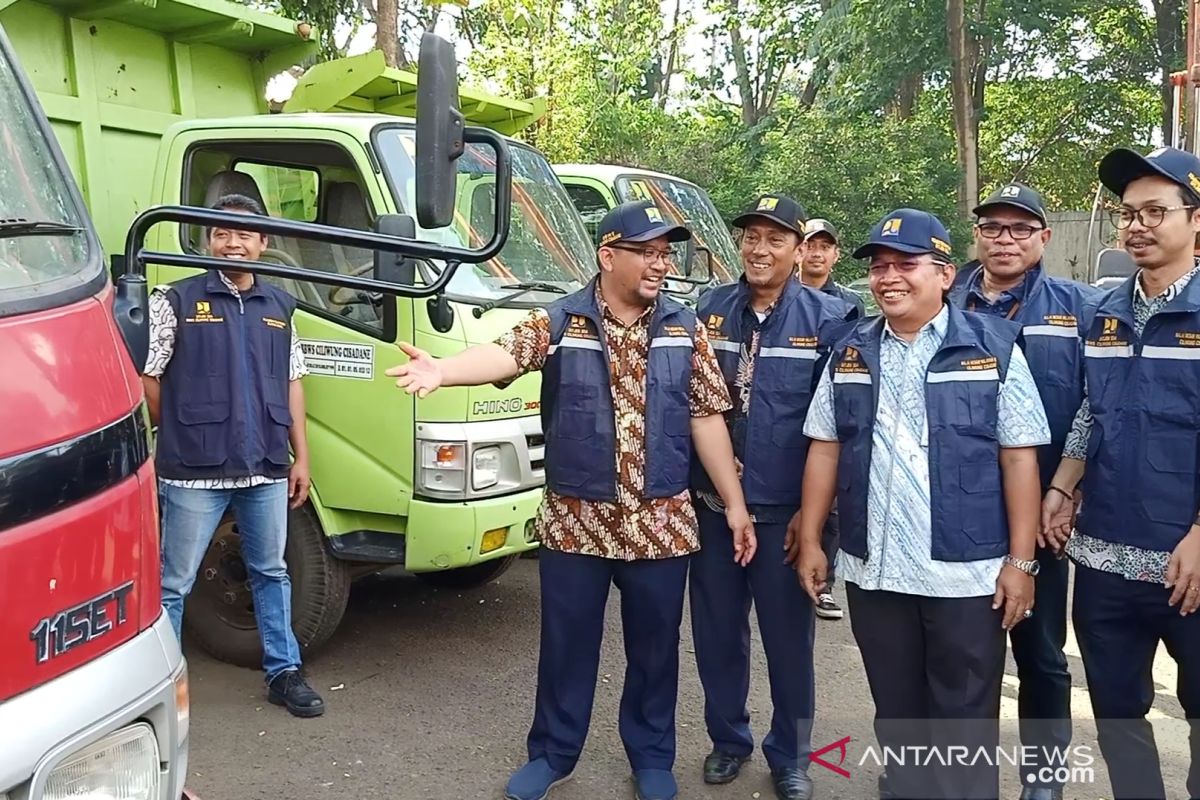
[416,555,517,589]
[184,503,350,669]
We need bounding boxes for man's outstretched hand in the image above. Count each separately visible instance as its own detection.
[386,342,444,398]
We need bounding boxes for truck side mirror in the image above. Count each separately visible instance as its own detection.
[113,273,150,374]
[373,214,417,284]
[682,243,713,284]
[415,33,464,229]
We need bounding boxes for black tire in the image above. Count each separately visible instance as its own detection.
[415,554,517,589]
[184,503,350,669]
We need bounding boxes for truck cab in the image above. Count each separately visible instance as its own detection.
[553,164,742,293]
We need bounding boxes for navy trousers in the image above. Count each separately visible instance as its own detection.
[689,504,816,771]
[1008,546,1072,789]
[527,547,691,774]
[1073,564,1200,800]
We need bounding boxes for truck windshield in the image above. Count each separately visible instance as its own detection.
[614,174,741,283]
[374,128,595,306]
[0,43,93,311]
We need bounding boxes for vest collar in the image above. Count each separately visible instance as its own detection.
[205,269,266,300]
[561,275,684,331]
[962,262,1044,309]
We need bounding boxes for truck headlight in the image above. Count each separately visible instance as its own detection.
[43,723,160,800]
[472,446,501,490]
[417,441,466,493]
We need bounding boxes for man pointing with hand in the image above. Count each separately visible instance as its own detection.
[387,200,754,800]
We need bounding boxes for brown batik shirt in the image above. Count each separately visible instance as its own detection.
[495,292,732,561]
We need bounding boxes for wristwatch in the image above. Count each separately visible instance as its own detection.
[1004,555,1040,576]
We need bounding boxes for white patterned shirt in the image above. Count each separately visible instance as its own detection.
[804,306,1051,598]
[145,272,307,489]
[1062,263,1200,582]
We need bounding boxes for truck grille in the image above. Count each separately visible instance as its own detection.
[526,433,545,472]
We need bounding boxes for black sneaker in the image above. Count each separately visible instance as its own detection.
[815,592,843,620]
[268,670,325,718]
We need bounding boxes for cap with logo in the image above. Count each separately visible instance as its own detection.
[852,208,954,260]
[732,194,807,236]
[803,218,840,244]
[596,199,691,248]
[1098,146,1200,203]
[973,183,1047,226]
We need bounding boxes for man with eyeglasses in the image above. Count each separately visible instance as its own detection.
[386,199,755,800]
[795,208,1048,800]
[689,194,854,800]
[948,183,1097,800]
[1042,145,1200,800]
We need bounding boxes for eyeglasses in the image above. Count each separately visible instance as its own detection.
[976,222,1044,240]
[608,244,677,265]
[1110,204,1196,230]
[868,258,934,276]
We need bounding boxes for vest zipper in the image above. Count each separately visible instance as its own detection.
[237,298,256,469]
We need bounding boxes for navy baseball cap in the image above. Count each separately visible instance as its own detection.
[596,200,690,248]
[973,182,1048,225]
[1099,146,1200,203]
[733,194,807,236]
[853,208,954,260]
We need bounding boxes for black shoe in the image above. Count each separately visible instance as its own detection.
[1019,788,1063,800]
[268,670,325,718]
[703,751,749,785]
[771,767,814,800]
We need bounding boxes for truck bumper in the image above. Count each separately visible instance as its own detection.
[405,487,544,572]
[0,611,189,800]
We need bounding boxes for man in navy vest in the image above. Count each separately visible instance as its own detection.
[1042,146,1200,800]
[386,200,754,800]
[800,217,867,318]
[142,193,324,718]
[795,208,1048,800]
[950,183,1098,800]
[688,194,853,800]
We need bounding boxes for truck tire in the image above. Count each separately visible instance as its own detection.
[416,555,517,589]
[184,503,350,669]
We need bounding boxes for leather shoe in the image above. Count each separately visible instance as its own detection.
[504,759,572,800]
[267,670,324,718]
[703,751,750,784]
[771,767,814,800]
[1020,788,1063,800]
[633,769,677,800]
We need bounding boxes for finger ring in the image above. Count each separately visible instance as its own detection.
[1023,609,1033,618]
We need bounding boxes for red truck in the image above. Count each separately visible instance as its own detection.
[0,12,508,797]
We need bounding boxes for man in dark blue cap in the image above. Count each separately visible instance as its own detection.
[1042,145,1200,800]
[688,193,854,800]
[950,183,1098,800]
[795,208,1048,800]
[387,199,756,800]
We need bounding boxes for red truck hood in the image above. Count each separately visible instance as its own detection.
[0,286,160,702]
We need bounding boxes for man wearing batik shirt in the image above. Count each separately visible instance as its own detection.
[387,199,754,800]
[1043,146,1200,800]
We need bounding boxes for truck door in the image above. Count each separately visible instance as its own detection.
[155,130,413,524]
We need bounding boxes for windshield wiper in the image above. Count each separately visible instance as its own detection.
[472,281,568,318]
[0,219,84,237]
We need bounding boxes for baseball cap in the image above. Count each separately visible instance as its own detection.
[803,218,840,243]
[596,200,690,248]
[1098,146,1200,203]
[973,183,1047,225]
[852,208,954,260]
[732,194,807,236]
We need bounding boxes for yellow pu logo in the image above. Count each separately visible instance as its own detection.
[882,218,902,236]
[757,197,779,211]
[1102,318,1118,335]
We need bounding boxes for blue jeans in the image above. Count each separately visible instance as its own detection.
[159,480,302,681]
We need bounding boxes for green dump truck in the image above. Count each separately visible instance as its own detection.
[2,0,597,667]
[554,164,741,288]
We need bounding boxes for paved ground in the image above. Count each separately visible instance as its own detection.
[183,557,1191,799]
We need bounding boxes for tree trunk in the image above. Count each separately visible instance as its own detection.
[947,0,981,218]
[885,72,923,119]
[658,0,683,109]
[726,0,758,126]
[1152,0,1185,143]
[376,0,399,67]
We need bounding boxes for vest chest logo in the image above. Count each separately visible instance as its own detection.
[185,300,224,324]
[835,346,869,374]
[1087,317,1129,348]
[1175,331,1200,347]
[262,317,287,331]
[661,324,690,338]
[1042,314,1077,327]
[566,314,600,341]
[788,335,817,348]
[960,356,998,371]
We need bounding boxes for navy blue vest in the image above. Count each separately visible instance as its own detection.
[951,265,1098,487]
[689,277,854,507]
[1076,272,1200,552]
[156,272,296,481]
[541,281,697,502]
[829,305,1020,562]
